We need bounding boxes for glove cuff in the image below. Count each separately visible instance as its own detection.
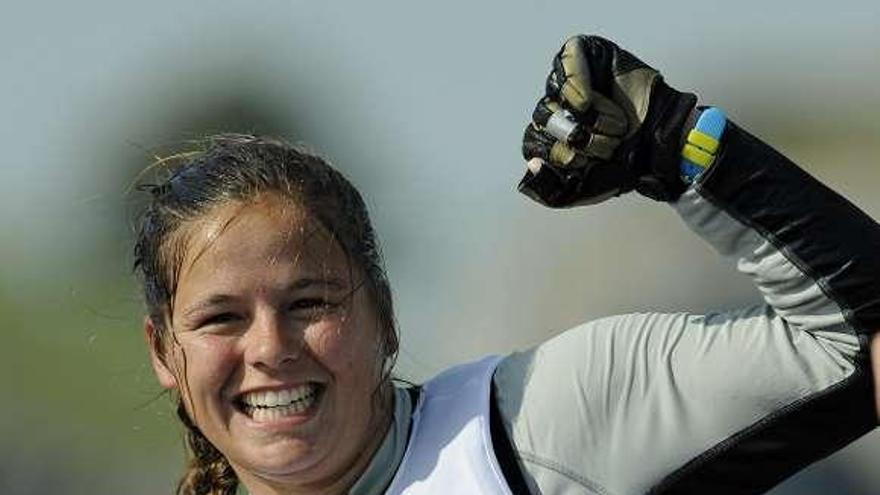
[627,78,698,202]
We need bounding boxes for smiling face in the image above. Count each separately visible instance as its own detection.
[146,193,391,493]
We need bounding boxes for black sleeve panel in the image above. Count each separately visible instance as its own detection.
[696,123,880,335]
[649,360,875,494]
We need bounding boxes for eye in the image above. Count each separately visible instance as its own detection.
[199,312,241,328]
[288,298,338,316]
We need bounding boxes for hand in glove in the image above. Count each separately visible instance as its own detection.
[519,35,698,206]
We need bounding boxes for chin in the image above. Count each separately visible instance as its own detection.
[234,435,331,482]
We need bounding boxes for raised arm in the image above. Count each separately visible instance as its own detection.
[493,35,880,495]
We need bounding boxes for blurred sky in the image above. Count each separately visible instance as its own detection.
[1,1,879,494]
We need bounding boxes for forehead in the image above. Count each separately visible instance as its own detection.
[174,194,350,288]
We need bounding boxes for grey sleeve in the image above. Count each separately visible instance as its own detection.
[493,123,879,495]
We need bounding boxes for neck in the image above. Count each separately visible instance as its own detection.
[239,382,395,495]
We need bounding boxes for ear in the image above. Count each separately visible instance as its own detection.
[144,316,179,390]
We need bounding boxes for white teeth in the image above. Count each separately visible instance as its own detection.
[240,384,319,414]
[248,396,315,422]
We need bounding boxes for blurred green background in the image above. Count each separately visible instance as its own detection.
[1,1,879,493]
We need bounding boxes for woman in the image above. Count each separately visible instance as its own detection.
[136,36,880,494]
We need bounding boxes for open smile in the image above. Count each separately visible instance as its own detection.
[234,383,326,423]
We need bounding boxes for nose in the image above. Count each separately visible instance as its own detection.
[244,310,302,369]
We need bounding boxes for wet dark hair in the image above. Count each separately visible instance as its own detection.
[133,134,398,495]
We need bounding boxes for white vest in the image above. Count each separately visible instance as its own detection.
[385,355,513,495]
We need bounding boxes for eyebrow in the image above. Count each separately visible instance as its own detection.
[290,276,348,292]
[179,276,350,319]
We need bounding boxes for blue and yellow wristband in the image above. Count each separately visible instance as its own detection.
[680,107,727,184]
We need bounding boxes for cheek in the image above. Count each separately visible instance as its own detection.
[173,335,242,399]
[304,317,380,379]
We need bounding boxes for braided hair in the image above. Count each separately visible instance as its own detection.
[175,400,238,495]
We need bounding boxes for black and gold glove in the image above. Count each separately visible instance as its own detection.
[519,35,698,206]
